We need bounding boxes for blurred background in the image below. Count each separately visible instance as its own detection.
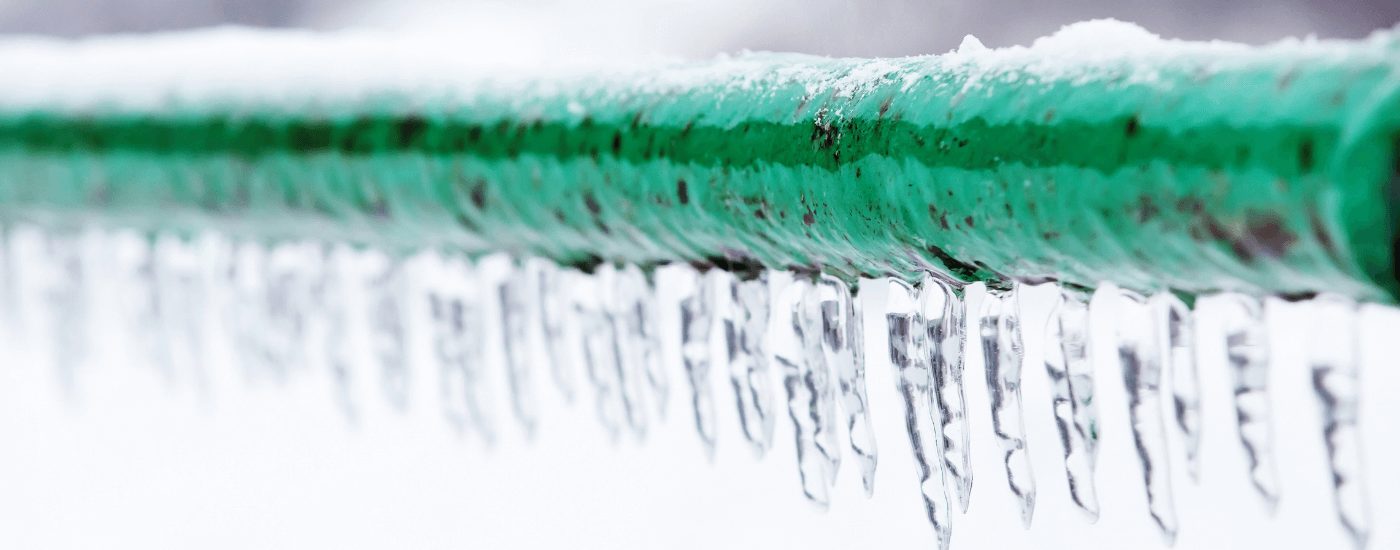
[0,0,1396,58]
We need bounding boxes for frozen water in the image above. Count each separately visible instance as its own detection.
[1107,285,1177,545]
[495,258,540,436]
[1308,294,1371,549]
[885,277,953,549]
[921,275,972,512]
[530,258,580,402]
[718,270,776,456]
[604,263,652,438]
[675,264,717,454]
[818,274,877,497]
[1152,292,1201,483]
[1042,284,1100,522]
[365,252,410,411]
[979,285,1035,529]
[429,256,494,443]
[576,267,626,440]
[1217,292,1280,514]
[773,274,842,506]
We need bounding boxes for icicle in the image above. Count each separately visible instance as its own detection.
[366,253,410,410]
[677,265,717,455]
[531,259,579,402]
[633,266,669,418]
[719,270,776,456]
[1152,292,1202,483]
[498,259,540,436]
[45,231,86,390]
[980,284,1036,529]
[577,268,625,440]
[605,263,651,437]
[1042,285,1100,522]
[773,274,838,507]
[819,274,878,496]
[1218,292,1280,513]
[1109,285,1178,545]
[921,274,972,512]
[316,243,358,422]
[1308,294,1370,549]
[431,256,494,443]
[111,232,169,378]
[152,235,206,386]
[885,278,953,550]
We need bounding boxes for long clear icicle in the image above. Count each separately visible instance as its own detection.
[45,232,86,390]
[366,254,410,410]
[497,259,540,436]
[1308,294,1371,549]
[774,275,841,506]
[818,274,878,496]
[630,265,669,418]
[531,258,579,402]
[1218,292,1280,513]
[720,270,776,456]
[431,257,494,443]
[152,235,206,387]
[1042,285,1100,522]
[678,265,717,455]
[606,263,652,437]
[317,244,359,422]
[980,285,1036,529]
[1110,286,1178,545]
[1152,292,1202,483]
[886,278,953,549]
[578,268,625,440]
[922,275,972,512]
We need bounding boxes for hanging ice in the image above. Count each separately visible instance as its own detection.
[532,259,580,402]
[885,278,953,550]
[1042,285,1100,522]
[497,259,540,436]
[980,285,1036,529]
[1152,291,1202,483]
[316,243,359,422]
[1308,294,1371,549]
[613,264,665,421]
[605,263,652,437]
[921,274,972,512]
[773,274,841,506]
[1217,292,1280,514]
[677,265,717,455]
[366,253,410,410]
[152,235,206,386]
[44,232,86,390]
[1109,286,1178,545]
[719,270,776,456]
[430,257,494,443]
[576,268,626,440]
[818,274,878,496]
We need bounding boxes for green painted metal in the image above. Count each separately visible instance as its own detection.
[0,30,1397,301]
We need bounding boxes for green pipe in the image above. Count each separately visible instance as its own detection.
[0,28,1397,301]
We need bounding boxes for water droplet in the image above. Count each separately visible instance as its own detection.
[718,269,776,456]
[1042,284,1100,522]
[1308,293,1370,549]
[1217,292,1280,514]
[922,275,972,512]
[1107,284,1177,545]
[885,277,953,549]
[980,284,1036,529]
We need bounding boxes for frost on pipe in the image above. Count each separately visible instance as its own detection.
[1308,294,1371,549]
[1108,285,1178,545]
[719,270,776,456]
[921,274,973,513]
[980,285,1035,528]
[1042,284,1100,522]
[885,277,953,550]
[818,274,877,497]
[1152,291,1202,483]
[1217,292,1281,513]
